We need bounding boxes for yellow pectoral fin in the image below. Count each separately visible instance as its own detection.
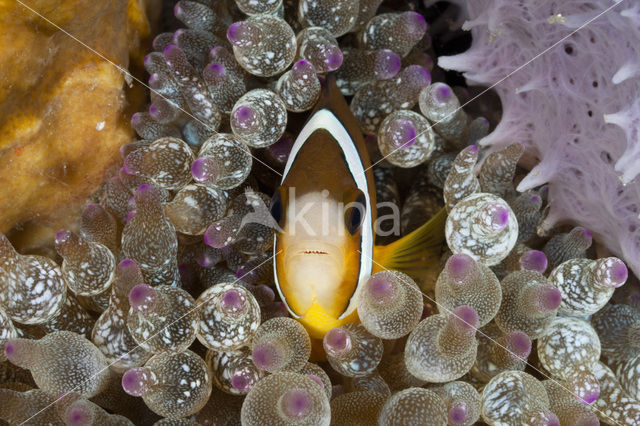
[373,207,447,280]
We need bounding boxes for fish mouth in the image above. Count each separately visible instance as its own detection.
[284,241,344,266]
[303,250,328,255]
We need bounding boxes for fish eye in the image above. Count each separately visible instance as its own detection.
[345,190,366,235]
[270,188,284,229]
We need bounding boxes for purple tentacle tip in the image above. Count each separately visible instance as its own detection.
[231,371,252,392]
[520,250,548,273]
[323,327,351,356]
[66,406,91,426]
[191,157,217,183]
[4,340,15,358]
[452,305,479,330]
[280,389,313,419]
[206,63,226,78]
[448,402,469,425]
[391,118,417,149]
[545,413,561,426]
[491,204,510,229]
[130,113,141,125]
[468,145,479,153]
[583,228,592,239]
[163,44,181,58]
[434,85,452,103]
[446,253,475,284]
[122,368,146,396]
[539,285,562,312]
[407,12,427,35]
[306,374,324,388]
[324,46,343,71]
[252,341,280,370]
[506,331,532,359]
[612,260,629,284]
[367,275,396,304]
[125,210,136,223]
[221,289,245,314]
[148,103,159,117]
[227,22,248,46]
[129,284,156,312]
[173,1,182,18]
[232,105,258,131]
[55,229,72,246]
[378,50,402,79]
[582,388,600,405]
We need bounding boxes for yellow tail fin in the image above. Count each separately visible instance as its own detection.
[373,207,447,281]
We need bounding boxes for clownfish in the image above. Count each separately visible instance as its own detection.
[271,74,446,353]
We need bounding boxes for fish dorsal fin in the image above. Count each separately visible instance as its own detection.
[373,207,447,283]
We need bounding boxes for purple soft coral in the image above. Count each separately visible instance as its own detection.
[432,0,640,277]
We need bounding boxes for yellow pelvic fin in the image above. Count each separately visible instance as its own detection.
[373,207,447,280]
[300,302,360,340]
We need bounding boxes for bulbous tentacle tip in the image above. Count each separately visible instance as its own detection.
[54,229,73,246]
[162,44,182,59]
[366,274,397,304]
[173,1,182,18]
[227,21,253,46]
[121,368,147,396]
[203,224,230,249]
[386,118,417,149]
[406,11,428,35]
[66,405,92,426]
[128,284,157,312]
[520,250,548,273]
[135,184,157,200]
[205,62,226,79]
[4,340,16,359]
[280,388,313,420]
[231,370,252,393]
[468,144,479,153]
[609,259,628,287]
[323,45,343,71]
[581,388,600,405]
[125,210,136,223]
[118,257,136,268]
[306,374,324,388]
[545,413,561,426]
[539,285,562,312]
[446,253,476,283]
[448,402,469,426]
[252,341,280,370]
[505,331,532,359]
[231,105,258,131]
[130,112,142,126]
[434,84,453,103]
[574,412,600,426]
[148,103,159,118]
[292,60,316,79]
[191,157,218,183]
[376,49,402,79]
[406,65,432,86]
[268,134,294,164]
[486,203,510,231]
[220,289,246,314]
[323,327,352,356]
[451,305,479,330]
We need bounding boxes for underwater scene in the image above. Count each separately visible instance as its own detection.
[1,0,640,424]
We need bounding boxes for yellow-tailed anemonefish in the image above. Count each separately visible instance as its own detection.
[271,74,446,357]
